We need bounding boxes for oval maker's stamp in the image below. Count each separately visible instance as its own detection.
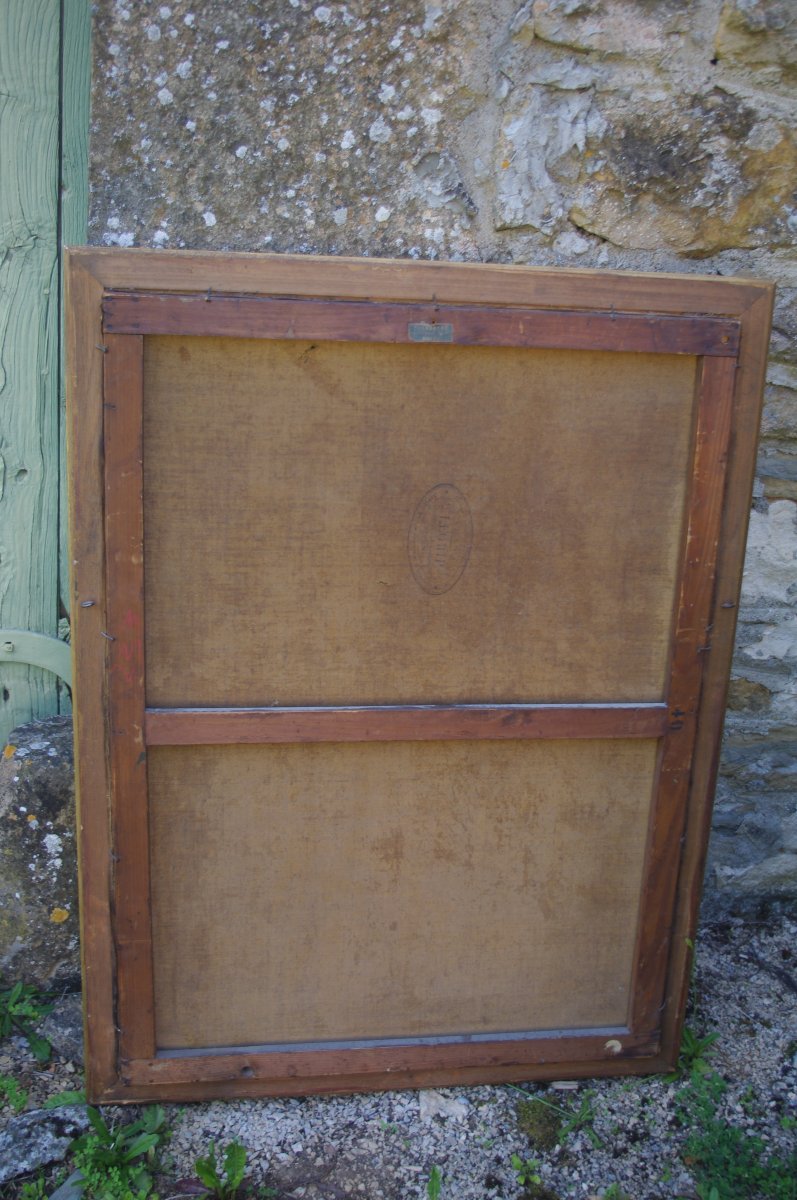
[408,483,473,596]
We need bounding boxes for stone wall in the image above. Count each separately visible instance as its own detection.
[88,0,797,900]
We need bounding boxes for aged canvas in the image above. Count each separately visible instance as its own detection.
[66,249,772,1102]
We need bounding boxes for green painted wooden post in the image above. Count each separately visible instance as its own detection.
[0,0,61,746]
[0,0,90,747]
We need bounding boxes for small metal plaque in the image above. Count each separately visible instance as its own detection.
[408,322,454,343]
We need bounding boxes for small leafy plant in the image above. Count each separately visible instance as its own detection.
[560,1090,603,1150]
[0,979,53,1062]
[0,1072,28,1112]
[511,1154,543,1188]
[70,1104,168,1200]
[195,1140,248,1199]
[666,1025,719,1081]
[426,1164,443,1199]
[18,1178,49,1200]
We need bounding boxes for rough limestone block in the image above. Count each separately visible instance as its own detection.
[40,993,85,1065]
[567,94,797,254]
[731,500,797,729]
[717,852,797,896]
[0,1107,90,1186]
[89,0,490,264]
[0,717,79,989]
[782,810,797,852]
[715,0,797,79]
[742,500,797,607]
[519,0,703,58]
[496,82,603,235]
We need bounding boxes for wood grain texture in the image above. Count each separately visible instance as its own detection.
[149,739,658,1049]
[122,1029,658,1089]
[0,0,61,745]
[103,334,156,1062]
[660,286,775,1068]
[66,254,117,1097]
[103,293,740,356]
[631,355,736,1034]
[70,246,766,317]
[143,338,696,707]
[105,1045,669,1104]
[145,703,669,744]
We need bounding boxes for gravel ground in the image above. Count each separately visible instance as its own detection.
[2,901,796,1199]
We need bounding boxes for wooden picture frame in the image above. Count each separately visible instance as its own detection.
[66,249,773,1103]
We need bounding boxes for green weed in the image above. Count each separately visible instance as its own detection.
[70,1104,168,1200]
[426,1164,443,1199]
[195,1140,247,1199]
[511,1154,543,1188]
[0,979,53,1062]
[510,1154,562,1200]
[18,1178,48,1200]
[0,1072,29,1112]
[560,1089,603,1150]
[666,1026,719,1081]
[676,1070,797,1199]
[44,1088,87,1108]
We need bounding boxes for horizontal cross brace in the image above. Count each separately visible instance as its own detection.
[144,702,670,746]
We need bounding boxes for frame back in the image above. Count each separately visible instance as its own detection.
[66,249,773,1102]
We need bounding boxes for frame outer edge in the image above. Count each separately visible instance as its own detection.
[97,1051,674,1106]
[661,285,775,1068]
[629,354,736,1038]
[66,251,118,1098]
[67,246,766,314]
